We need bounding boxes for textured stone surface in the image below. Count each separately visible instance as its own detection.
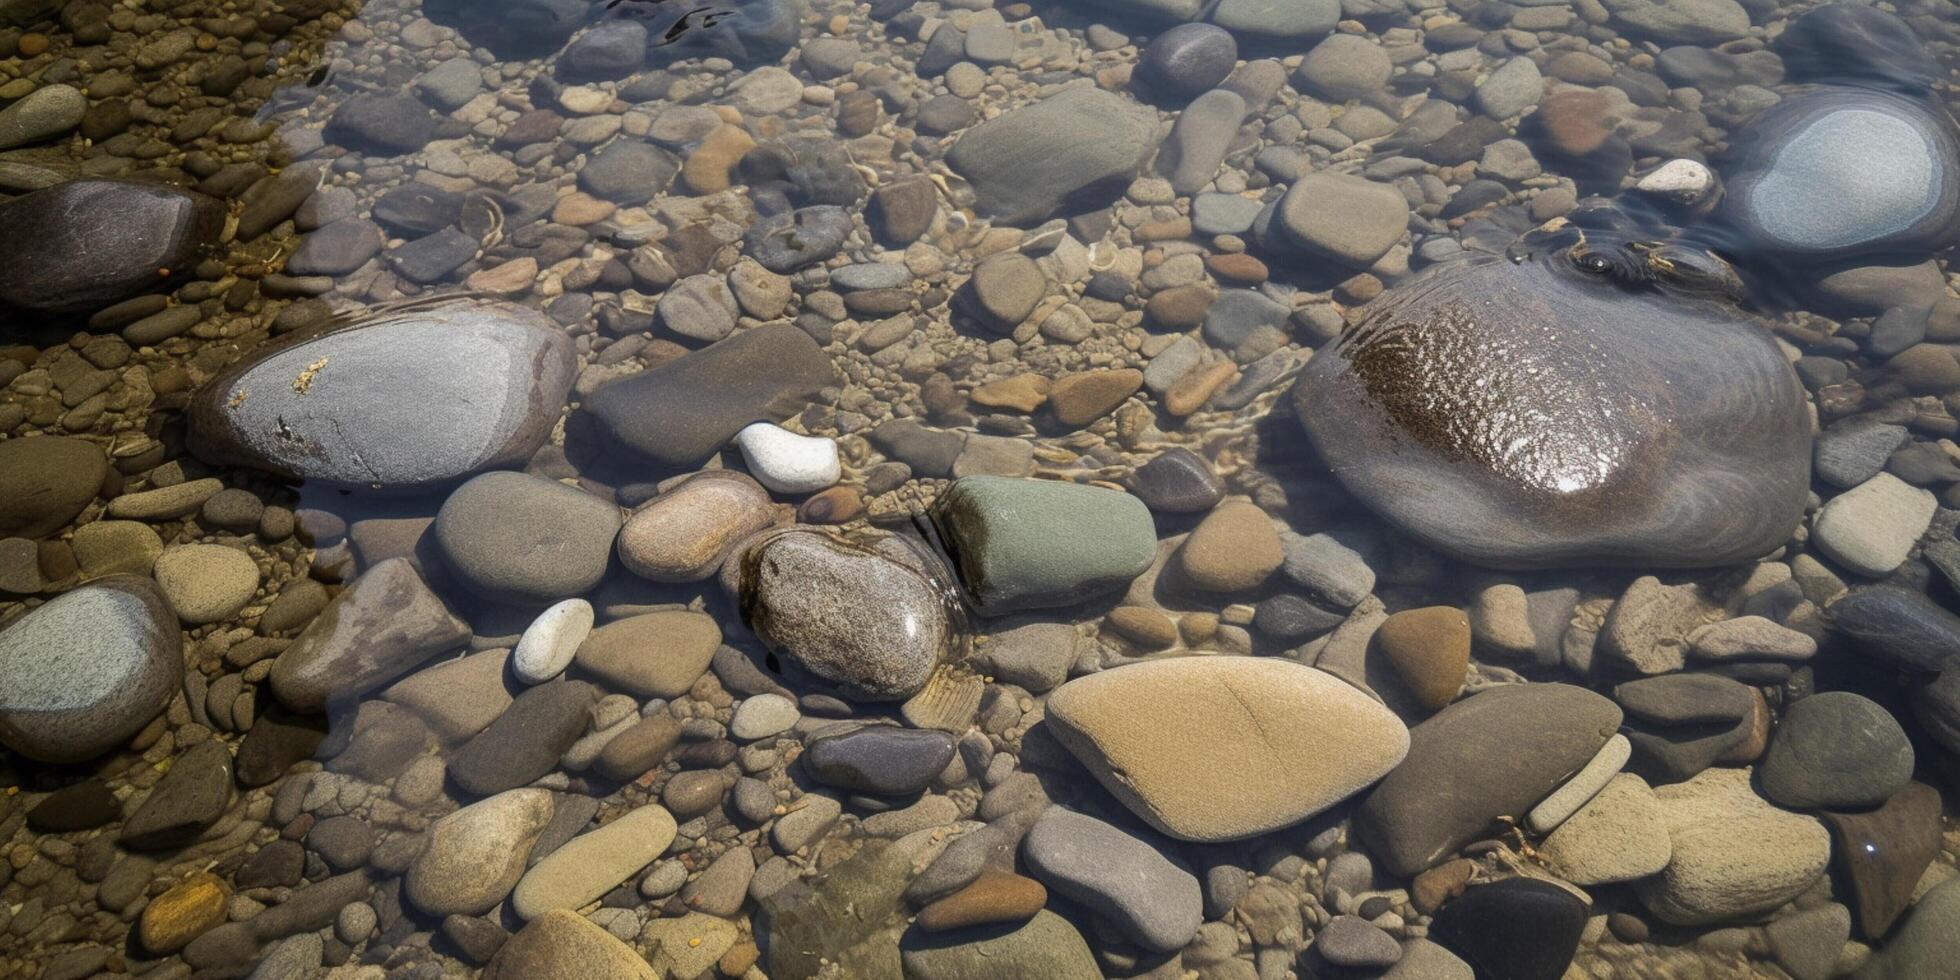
[945,87,1160,225]
[0,179,223,314]
[270,558,469,713]
[408,789,556,917]
[930,476,1157,614]
[0,576,182,762]
[1047,657,1407,842]
[188,301,575,488]
[1022,807,1202,952]
[1355,684,1622,876]
[1636,767,1830,925]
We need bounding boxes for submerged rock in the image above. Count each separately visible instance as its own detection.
[0,179,223,314]
[1293,222,1810,569]
[1719,89,1960,262]
[1636,766,1830,924]
[582,323,836,469]
[269,558,470,714]
[946,87,1160,226]
[188,300,576,488]
[0,576,182,763]
[737,528,956,701]
[1355,683,1622,876]
[928,476,1157,614]
[1045,657,1408,842]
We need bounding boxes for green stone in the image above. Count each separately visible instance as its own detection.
[929,476,1157,614]
[899,911,1102,980]
[759,841,911,980]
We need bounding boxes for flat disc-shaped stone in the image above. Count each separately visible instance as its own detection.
[1292,251,1810,569]
[1719,89,1960,260]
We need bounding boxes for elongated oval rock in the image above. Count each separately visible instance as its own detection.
[1046,657,1409,842]
[187,300,575,488]
[1719,89,1960,261]
[1293,237,1810,569]
[511,805,677,919]
[945,87,1160,226]
[0,179,224,314]
[1355,683,1622,876]
[0,576,183,762]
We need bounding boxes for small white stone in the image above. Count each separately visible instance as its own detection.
[1637,159,1715,201]
[730,693,800,740]
[512,598,594,684]
[734,423,841,494]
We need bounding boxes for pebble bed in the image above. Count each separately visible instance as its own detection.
[0,0,1958,978]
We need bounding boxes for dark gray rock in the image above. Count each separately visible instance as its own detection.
[0,179,223,314]
[1022,807,1202,953]
[121,741,233,850]
[745,205,853,272]
[1614,673,1754,726]
[582,323,837,469]
[560,20,647,80]
[1138,23,1237,101]
[1827,585,1960,672]
[326,93,440,154]
[448,679,596,796]
[579,141,679,202]
[804,725,956,796]
[1355,684,1622,876]
[1429,877,1587,980]
[1816,420,1910,489]
[1130,447,1223,513]
[386,227,479,284]
[1760,691,1913,810]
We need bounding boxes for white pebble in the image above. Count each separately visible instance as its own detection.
[1636,158,1715,201]
[734,423,841,494]
[512,598,594,684]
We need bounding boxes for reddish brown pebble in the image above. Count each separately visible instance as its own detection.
[916,871,1048,932]
[799,486,865,524]
[1411,858,1475,914]
[1205,253,1269,284]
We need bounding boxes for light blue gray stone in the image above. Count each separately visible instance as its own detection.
[0,576,182,762]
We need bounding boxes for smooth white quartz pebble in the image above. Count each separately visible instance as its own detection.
[1636,158,1715,201]
[734,422,841,494]
[512,598,594,684]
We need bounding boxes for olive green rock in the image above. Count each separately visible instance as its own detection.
[0,436,105,539]
[899,911,1102,980]
[929,476,1157,614]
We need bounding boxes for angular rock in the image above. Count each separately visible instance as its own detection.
[1355,684,1622,876]
[582,324,836,469]
[269,558,470,714]
[1824,782,1942,938]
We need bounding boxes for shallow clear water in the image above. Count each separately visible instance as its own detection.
[0,0,1957,977]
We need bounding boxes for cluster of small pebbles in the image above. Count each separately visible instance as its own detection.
[2,0,1960,977]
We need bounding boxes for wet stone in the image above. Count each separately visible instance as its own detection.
[945,87,1160,226]
[1826,584,1960,672]
[0,436,106,539]
[1429,878,1587,980]
[804,725,957,796]
[1138,23,1236,101]
[1022,807,1202,953]
[1130,447,1224,513]
[1823,781,1942,937]
[189,301,575,488]
[269,558,470,714]
[433,471,621,604]
[1758,691,1913,810]
[121,741,233,850]
[930,476,1157,615]
[449,679,596,797]
[583,323,836,469]
[0,576,181,762]
[0,179,223,314]
[739,528,952,701]
[408,789,556,918]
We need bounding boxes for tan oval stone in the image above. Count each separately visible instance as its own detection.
[1049,368,1144,427]
[1046,656,1409,842]
[1373,605,1470,712]
[617,471,780,582]
[1174,500,1282,593]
